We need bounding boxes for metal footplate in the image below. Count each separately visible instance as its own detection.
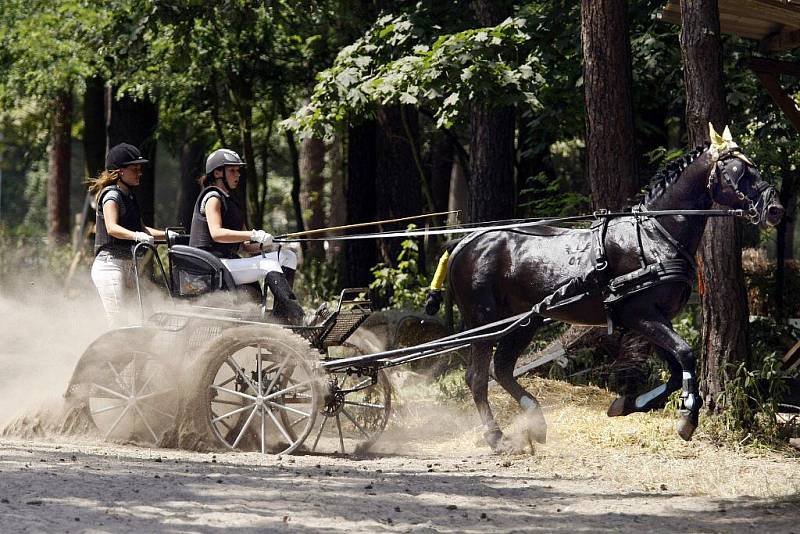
[296,288,372,349]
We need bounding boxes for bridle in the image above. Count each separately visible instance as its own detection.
[707,149,771,224]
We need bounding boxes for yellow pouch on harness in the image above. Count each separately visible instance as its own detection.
[430,250,450,290]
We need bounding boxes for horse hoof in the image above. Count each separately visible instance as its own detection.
[676,414,697,441]
[525,412,547,444]
[607,396,635,417]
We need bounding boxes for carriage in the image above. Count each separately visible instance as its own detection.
[65,128,785,455]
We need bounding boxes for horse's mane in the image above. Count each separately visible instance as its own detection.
[642,144,709,204]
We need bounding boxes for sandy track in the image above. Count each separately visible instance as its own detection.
[0,436,797,533]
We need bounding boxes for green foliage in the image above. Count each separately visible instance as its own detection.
[369,229,429,310]
[518,171,589,216]
[285,13,544,136]
[434,366,471,404]
[296,257,341,307]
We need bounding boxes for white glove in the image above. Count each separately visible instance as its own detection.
[250,229,273,247]
[133,231,155,245]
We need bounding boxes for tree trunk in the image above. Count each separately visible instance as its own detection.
[48,90,72,245]
[106,87,158,226]
[285,129,306,247]
[300,136,326,261]
[237,104,256,228]
[343,121,378,289]
[776,167,797,319]
[468,0,516,224]
[177,133,205,229]
[680,0,749,411]
[83,76,106,180]
[468,104,516,223]
[375,105,423,263]
[328,134,346,262]
[449,155,468,226]
[429,131,454,214]
[581,0,638,210]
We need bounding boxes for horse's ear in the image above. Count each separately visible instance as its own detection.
[722,125,734,143]
[709,122,726,151]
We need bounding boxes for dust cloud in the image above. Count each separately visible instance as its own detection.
[0,279,106,430]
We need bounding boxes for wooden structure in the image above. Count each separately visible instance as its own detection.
[660,0,800,52]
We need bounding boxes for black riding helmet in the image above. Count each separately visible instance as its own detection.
[105,143,149,171]
[205,149,246,190]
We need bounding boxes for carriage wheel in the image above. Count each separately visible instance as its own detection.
[309,366,393,455]
[187,325,320,455]
[87,350,177,445]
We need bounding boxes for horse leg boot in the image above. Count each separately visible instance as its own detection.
[608,346,682,417]
[621,308,702,440]
[467,341,513,453]
[265,271,305,326]
[493,324,547,445]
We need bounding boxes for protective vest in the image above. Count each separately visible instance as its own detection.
[189,186,244,258]
[94,185,143,257]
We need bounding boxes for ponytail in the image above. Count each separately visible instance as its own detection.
[87,169,122,201]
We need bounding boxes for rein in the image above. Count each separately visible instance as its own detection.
[274,208,750,243]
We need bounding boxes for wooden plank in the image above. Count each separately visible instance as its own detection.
[760,28,800,51]
[785,339,800,371]
[747,56,800,77]
[748,69,800,132]
[659,0,800,42]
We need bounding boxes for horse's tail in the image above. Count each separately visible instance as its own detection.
[424,238,462,315]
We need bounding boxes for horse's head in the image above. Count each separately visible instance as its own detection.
[707,125,784,227]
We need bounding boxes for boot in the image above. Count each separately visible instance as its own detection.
[265,271,305,326]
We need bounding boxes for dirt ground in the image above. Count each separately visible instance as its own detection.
[1,376,799,533]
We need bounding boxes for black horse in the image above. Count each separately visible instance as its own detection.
[438,131,784,452]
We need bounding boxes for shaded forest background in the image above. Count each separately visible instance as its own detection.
[1,0,799,437]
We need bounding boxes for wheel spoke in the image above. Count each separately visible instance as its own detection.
[257,345,263,396]
[139,404,176,420]
[90,402,126,416]
[106,361,126,394]
[266,400,310,418]
[263,380,314,401]
[135,369,156,397]
[132,403,159,443]
[311,415,328,452]
[289,414,310,428]
[260,405,266,454]
[104,404,131,439]
[264,405,294,446]
[211,398,245,407]
[341,408,373,441]
[335,414,345,454]
[226,355,257,391]
[343,400,385,410]
[130,354,137,397]
[264,355,291,396]
[211,410,234,432]
[212,403,255,423]
[136,388,174,402]
[211,384,256,401]
[92,383,129,401]
[231,406,258,448]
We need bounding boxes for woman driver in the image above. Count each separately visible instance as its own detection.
[188,148,304,325]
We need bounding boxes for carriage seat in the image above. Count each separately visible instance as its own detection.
[165,228,191,248]
[168,244,237,297]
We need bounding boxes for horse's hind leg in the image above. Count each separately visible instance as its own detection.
[493,322,547,444]
[466,340,510,452]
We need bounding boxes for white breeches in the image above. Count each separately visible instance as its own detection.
[91,251,135,328]
[220,248,297,285]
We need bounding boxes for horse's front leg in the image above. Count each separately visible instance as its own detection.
[608,345,682,417]
[466,340,512,452]
[619,309,703,440]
